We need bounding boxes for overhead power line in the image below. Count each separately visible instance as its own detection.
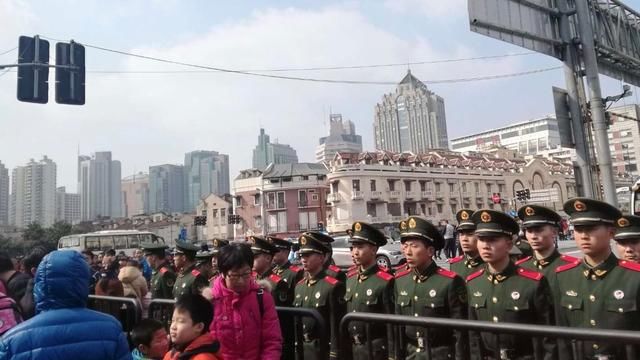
[0,46,18,56]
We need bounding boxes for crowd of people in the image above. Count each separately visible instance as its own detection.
[1,196,640,359]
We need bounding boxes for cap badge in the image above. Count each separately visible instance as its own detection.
[409,218,417,229]
[524,207,535,216]
[574,200,587,212]
[300,236,307,245]
[480,211,492,223]
[429,289,436,297]
[614,290,625,300]
[473,291,482,297]
[460,211,469,220]
[213,239,219,247]
[354,222,362,232]
[400,221,408,230]
[566,290,578,297]
[250,236,256,244]
[618,218,631,227]
[511,291,520,300]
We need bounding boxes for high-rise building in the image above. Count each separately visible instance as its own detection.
[607,104,640,177]
[121,172,149,218]
[55,187,81,224]
[78,151,122,220]
[374,70,448,153]
[316,114,363,163]
[149,164,185,214]
[184,151,230,210]
[10,156,57,227]
[252,128,298,170]
[0,161,8,225]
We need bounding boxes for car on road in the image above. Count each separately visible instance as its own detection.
[331,235,405,269]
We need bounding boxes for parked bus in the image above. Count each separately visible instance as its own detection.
[631,180,640,215]
[58,230,165,256]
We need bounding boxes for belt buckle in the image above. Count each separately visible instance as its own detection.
[303,333,312,342]
[353,335,362,345]
[417,337,425,349]
[499,348,513,360]
[593,356,611,360]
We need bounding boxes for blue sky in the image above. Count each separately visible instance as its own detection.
[2,0,640,192]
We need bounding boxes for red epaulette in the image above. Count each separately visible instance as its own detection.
[324,276,338,286]
[466,269,485,282]
[517,267,543,281]
[289,265,302,273]
[269,273,282,283]
[620,260,640,272]
[394,263,406,270]
[515,256,532,266]
[328,265,341,273]
[348,265,357,272]
[555,261,580,273]
[378,265,392,273]
[437,268,457,279]
[159,267,168,274]
[561,254,579,263]
[375,270,394,281]
[395,269,411,279]
[347,269,358,278]
[191,269,201,277]
[448,255,464,264]
[297,278,306,285]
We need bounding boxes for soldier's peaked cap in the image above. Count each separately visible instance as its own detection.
[210,239,230,255]
[298,231,333,255]
[249,235,278,255]
[348,221,387,247]
[268,236,292,250]
[517,205,561,229]
[173,240,200,256]
[141,242,168,256]
[563,197,621,226]
[456,209,476,231]
[614,215,640,242]
[399,216,445,250]
[471,209,519,237]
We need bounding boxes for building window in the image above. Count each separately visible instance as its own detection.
[499,184,506,193]
[277,192,285,209]
[420,204,426,214]
[486,183,492,194]
[254,193,260,206]
[436,204,443,214]
[367,202,377,217]
[298,190,307,207]
[212,209,218,218]
[428,206,433,216]
[449,183,455,192]
[461,183,467,192]
[474,182,480,193]
[311,194,319,201]
[370,180,377,191]
[435,182,441,192]
[451,204,457,214]
[352,180,360,192]
[220,208,226,218]
[331,182,338,193]
[419,181,426,192]
[388,180,396,191]
[404,180,412,191]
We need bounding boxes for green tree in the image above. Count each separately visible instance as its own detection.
[23,222,45,243]
[44,221,73,250]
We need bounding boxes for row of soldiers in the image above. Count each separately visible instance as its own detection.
[139,196,640,360]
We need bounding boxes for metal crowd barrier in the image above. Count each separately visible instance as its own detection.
[88,295,142,342]
[340,312,640,359]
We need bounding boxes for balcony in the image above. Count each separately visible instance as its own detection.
[421,190,434,200]
[390,215,404,222]
[461,191,473,198]
[298,201,309,208]
[370,191,383,199]
[266,202,286,211]
[389,190,401,199]
[405,191,418,199]
[327,193,341,202]
[435,191,444,198]
[352,191,365,200]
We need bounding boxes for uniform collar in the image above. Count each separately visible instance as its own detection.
[306,269,327,285]
[533,249,560,269]
[486,261,516,284]
[464,254,483,268]
[273,261,291,274]
[581,252,618,280]
[412,261,438,282]
[256,267,273,280]
[179,263,196,276]
[358,263,379,281]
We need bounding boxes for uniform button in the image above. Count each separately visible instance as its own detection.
[513,306,519,311]
[492,297,498,304]
[474,304,479,309]
[591,275,597,280]
[593,344,599,350]
[619,308,624,313]
[414,296,418,300]
[590,320,596,326]
[492,316,498,322]
[414,313,419,317]
[589,295,596,302]
[355,293,358,298]
[568,305,573,310]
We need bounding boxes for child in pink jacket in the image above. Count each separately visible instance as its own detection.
[208,243,282,360]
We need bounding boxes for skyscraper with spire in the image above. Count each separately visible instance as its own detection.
[373,70,448,153]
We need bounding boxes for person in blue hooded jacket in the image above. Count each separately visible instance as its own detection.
[0,250,132,360]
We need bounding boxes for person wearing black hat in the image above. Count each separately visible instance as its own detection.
[196,250,214,282]
[449,209,484,279]
[250,235,288,306]
[142,242,176,299]
[209,239,229,283]
[466,209,555,360]
[394,216,468,360]
[172,240,210,299]
[293,231,346,360]
[343,222,394,360]
[614,215,640,264]
[556,198,640,359]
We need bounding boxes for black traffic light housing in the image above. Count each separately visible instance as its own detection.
[55,41,85,105]
[17,36,49,103]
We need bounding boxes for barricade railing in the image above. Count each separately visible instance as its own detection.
[88,295,142,335]
[148,298,176,327]
[340,312,640,359]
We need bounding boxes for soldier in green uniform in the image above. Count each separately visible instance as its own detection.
[293,231,346,360]
[467,209,555,360]
[249,235,289,305]
[394,216,468,360]
[142,242,176,299]
[325,247,347,284]
[195,250,214,280]
[556,198,640,359]
[449,208,484,279]
[209,239,229,285]
[172,240,210,299]
[344,221,394,360]
[270,235,303,360]
[614,215,640,264]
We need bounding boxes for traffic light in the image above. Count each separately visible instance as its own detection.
[194,216,207,226]
[524,188,531,200]
[55,41,85,105]
[17,35,49,103]
[227,214,233,224]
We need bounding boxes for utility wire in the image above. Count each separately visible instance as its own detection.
[0,46,18,56]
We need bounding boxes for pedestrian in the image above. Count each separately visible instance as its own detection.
[614,215,640,263]
[209,242,282,360]
[82,249,102,294]
[15,246,48,320]
[394,216,468,360]
[0,252,31,305]
[294,231,346,360]
[195,251,214,280]
[119,259,149,301]
[209,239,229,285]
[172,240,209,299]
[133,248,153,282]
[0,250,131,360]
[250,235,289,304]
[345,222,394,360]
[467,209,556,360]
[142,243,176,300]
[131,319,169,360]
[556,198,640,359]
[164,294,222,360]
[96,253,125,297]
[449,209,484,279]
